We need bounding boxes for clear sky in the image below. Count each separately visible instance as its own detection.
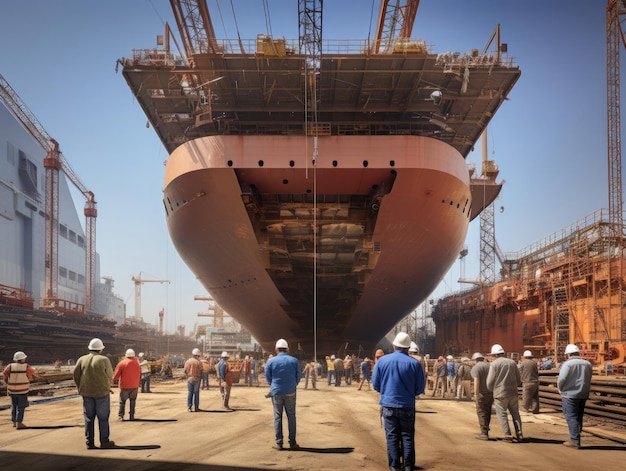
[0,1,610,335]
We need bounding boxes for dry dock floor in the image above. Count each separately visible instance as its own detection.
[1,377,625,470]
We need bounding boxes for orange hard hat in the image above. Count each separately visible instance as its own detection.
[375,349,384,358]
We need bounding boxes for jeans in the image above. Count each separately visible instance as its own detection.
[493,395,522,438]
[10,394,28,423]
[201,371,209,389]
[187,379,200,410]
[82,395,111,446]
[562,397,586,446]
[140,374,151,392]
[327,370,335,386]
[272,394,297,445]
[381,406,415,470]
[118,388,138,418]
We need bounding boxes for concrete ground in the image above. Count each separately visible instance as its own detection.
[1,375,625,470]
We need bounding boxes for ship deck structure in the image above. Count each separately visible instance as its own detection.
[119,4,520,354]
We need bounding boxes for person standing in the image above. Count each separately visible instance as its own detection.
[372,332,425,471]
[519,350,540,413]
[431,356,447,397]
[325,355,335,386]
[265,338,301,451]
[3,351,35,429]
[455,357,472,400]
[243,355,253,387]
[73,338,115,449]
[486,343,523,442]
[343,355,353,386]
[184,348,202,412]
[357,356,372,391]
[302,360,317,390]
[470,352,493,440]
[112,348,141,421]
[408,342,426,375]
[333,355,344,387]
[557,344,592,448]
[217,351,233,410]
[446,355,457,398]
[138,352,152,393]
[200,357,211,390]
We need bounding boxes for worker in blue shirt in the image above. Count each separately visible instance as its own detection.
[265,338,302,451]
[372,332,425,471]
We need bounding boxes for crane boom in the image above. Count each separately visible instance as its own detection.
[372,0,420,54]
[0,73,97,312]
[170,0,219,62]
[132,274,171,320]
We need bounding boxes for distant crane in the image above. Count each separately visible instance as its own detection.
[0,73,97,314]
[194,294,234,328]
[131,273,170,320]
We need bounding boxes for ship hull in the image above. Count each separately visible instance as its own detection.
[164,135,470,355]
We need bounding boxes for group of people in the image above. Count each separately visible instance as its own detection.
[469,343,592,450]
[3,334,593,465]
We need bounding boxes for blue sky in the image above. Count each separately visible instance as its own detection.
[0,1,610,334]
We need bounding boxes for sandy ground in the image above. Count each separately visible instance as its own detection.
[1,375,625,471]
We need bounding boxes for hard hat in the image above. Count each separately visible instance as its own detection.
[125,349,136,358]
[490,344,505,355]
[375,349,384,358]
[13,351,27,361]
[564,344,580,355]
[192,348,201,356]
[331,355,336,360]
[409,341,419,353]
[138,352,145,358]
[446,355,453,360]
[221,351,229,358]
[471,352,484,360]
[88,338,105,350]
[523,350,533,358]
[275,338,289,350]
[392,332,411,349]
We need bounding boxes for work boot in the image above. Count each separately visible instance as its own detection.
[289,441,300,451]
[16,422,26,429]
[100,440,116,449]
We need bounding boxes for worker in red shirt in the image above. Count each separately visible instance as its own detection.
[112,348,141,421]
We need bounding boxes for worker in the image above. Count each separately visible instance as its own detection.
[455,357,472,400]
[73,338,115,449]
[470,352,493,440]
[333,354,344,386]
[326,355,335,386]
[519,350,540,413]
[357,356,372,391]
[372,332,425,471]
[112,348,141,421]
[265,338,301,450]
[557,344,592,448]
[302,360,317,390]
[201,357,211,390]
[217,351,233,410]
[184,348,202,412]
[486,344,523,442]
[408,342,426,378]
[3,351,35,429]
[138,352,152,393]
[431,356,447,397]
[374,349,385,363]
[446,355,457,398]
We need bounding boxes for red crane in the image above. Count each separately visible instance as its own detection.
[0,73,97,314]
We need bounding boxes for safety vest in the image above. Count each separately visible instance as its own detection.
[6,363,30,395]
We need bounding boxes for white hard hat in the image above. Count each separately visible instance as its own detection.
[192,348,201,355]
[446,355,453,361]
[331,355,336,360]
[523,350,533,358]
[471,352,484,360]
[409,342,419,353]
[125,349,136,358]
[392,332,411,349]
[138,352,145,358]
[13,351,27,361]
[564,344,580,355]
[88,338,105,350]
[490,344,505,355]
[221,351,229,358]
[275,338,289,350]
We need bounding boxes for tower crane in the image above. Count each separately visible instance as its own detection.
[131,273,170,320]
[0,73,97,314]
[372,0,420,54]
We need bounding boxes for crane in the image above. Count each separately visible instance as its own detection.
[372,0,420,54]
[0,73,97,314]
[131,273,170,320]
[194,295,233,328]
